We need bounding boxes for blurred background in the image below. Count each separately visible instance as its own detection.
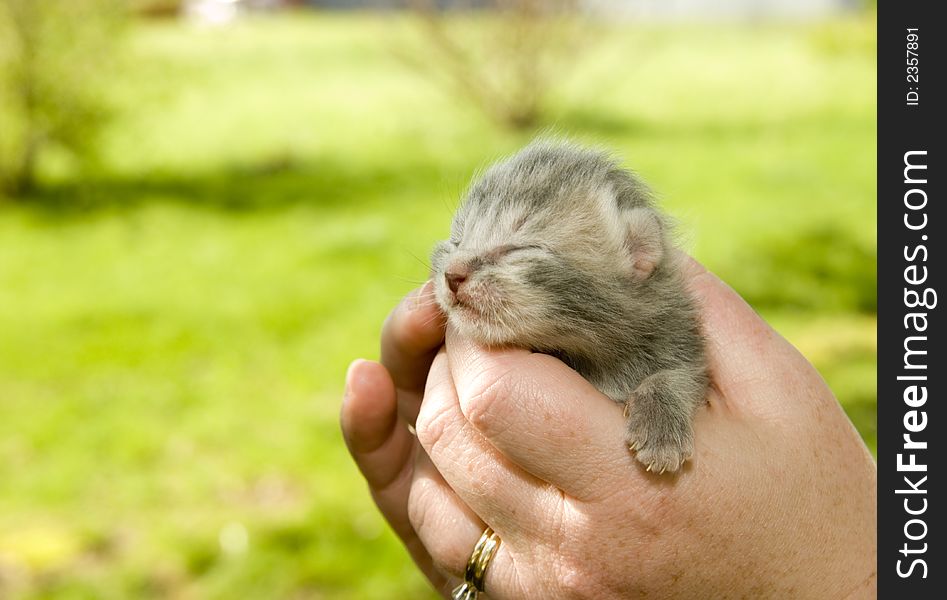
[0,0,875,597]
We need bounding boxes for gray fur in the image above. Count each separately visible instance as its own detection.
[430,139,709,473]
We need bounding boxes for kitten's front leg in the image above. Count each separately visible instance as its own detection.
[624,368,707,474]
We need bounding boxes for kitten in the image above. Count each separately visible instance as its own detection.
[430,139,708,473]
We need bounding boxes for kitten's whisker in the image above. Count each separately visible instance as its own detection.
[403,249,432,273]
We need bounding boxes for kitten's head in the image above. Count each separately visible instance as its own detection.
[430,141,667,352]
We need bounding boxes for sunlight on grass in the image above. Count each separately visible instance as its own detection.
[0,11,874,598]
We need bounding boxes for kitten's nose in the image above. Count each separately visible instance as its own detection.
[445,268,468,295]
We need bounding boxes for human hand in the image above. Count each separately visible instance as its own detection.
[341,262,877,598]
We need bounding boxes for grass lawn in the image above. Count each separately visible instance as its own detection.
[0,11,875,599]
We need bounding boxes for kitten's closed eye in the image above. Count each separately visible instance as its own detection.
[483,244,540,261]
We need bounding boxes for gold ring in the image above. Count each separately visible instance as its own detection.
[451,527,501,600]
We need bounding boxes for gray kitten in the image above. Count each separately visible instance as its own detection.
[430,139,708,473]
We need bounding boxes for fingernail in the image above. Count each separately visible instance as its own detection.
[345,359,366,397]
[412,280,434,311]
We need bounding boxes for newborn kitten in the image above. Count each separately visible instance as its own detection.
[430,139,708,473]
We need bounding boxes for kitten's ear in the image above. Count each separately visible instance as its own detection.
[623,207,664,280]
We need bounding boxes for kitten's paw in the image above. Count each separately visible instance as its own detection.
[624,402,694,474]
[622,368,703,474]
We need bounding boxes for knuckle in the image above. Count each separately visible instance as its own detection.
[414,400,453,454]
[459,366,518,436]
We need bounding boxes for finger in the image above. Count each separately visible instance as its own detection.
[380,281,446,425]
[677,254,828,415]
[341,360,414,487]
[409,450,525,599]
[416,348,552,538]
[444,328,632,501]
[408,450,484,579]
[340,359,448,591]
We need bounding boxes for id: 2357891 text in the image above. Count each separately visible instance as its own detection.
[906,28,919,106]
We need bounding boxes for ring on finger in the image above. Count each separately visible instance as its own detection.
[451,527,501,600]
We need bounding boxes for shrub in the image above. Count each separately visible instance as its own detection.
[0,0,124,197]
[401,0,588,130]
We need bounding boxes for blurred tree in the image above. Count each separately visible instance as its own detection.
[0,0,123,197]
[402,0,587,130]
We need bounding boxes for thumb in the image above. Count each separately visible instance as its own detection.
[679,255,830,420]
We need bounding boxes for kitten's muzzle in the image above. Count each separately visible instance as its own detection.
[444,257,484,298]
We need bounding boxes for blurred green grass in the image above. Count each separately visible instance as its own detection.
[0,12,875,599]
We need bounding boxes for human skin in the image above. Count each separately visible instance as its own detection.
[340,257,877,599]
